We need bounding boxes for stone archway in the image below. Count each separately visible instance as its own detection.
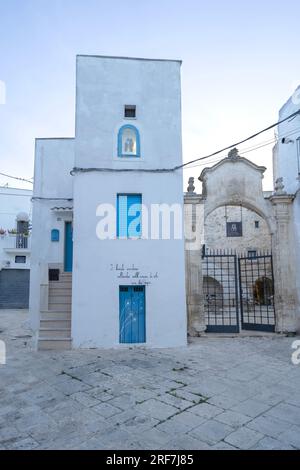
[185,148,298,335]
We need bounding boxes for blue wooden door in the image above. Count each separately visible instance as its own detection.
[119,286,145,343]
[64,222,73,272]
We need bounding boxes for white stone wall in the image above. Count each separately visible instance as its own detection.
[273,87,300,329]
[72,56,187,348]
[29,138,74,331]
[273,87,300,194]
[204,205,271,254]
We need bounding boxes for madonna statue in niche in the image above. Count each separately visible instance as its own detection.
[122,128,136,155]
[118,125,140,157]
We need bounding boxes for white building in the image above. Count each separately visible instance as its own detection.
[273,86,300,328]
[0,186,32,308]
[30,55,187,350]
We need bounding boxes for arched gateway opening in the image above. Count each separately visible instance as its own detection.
[185,148,282,335]
[202,202,275,332]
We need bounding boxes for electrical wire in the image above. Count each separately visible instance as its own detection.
[183,126,300,170]
[71,109,300,175]
[0,171,33,184]
[175,108,300,170]
[31,197,73,201]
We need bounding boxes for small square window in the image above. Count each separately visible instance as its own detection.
[124,105,136,118]
[15,255,26,264]
[49,269,60,281]
[255,221,259,229]
[248,250,257,258]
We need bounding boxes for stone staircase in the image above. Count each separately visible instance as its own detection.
[38,272,72,350]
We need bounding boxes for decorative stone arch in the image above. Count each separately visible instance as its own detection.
[185,148,298,335]
[200,148,276,236]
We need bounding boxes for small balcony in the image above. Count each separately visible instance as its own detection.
[0,233,31,253]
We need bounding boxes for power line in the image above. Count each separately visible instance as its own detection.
[31,197,73,201]
[176,108,300,170]
[184,126,300,170]
[0,171,33,184]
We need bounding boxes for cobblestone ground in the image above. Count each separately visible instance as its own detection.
[0,310,300,450]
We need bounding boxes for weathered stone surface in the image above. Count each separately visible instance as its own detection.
[0,310,299,450]
[225,427,264,449]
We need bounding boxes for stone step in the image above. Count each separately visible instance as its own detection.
[60,273,72,279]
[49,285,72,292]
[48,303,71,312]
[48,294,72,304]
[37,338,72,351]
[40,319,71,329]
[40,311,71,320]
[39,328,71,339]
[49,281,72,289]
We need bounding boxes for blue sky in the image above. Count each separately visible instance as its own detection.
[0,0,300,191]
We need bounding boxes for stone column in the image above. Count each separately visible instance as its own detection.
[270,191,297,333]
[184,187,206,336]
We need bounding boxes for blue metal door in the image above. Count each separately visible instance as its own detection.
[119,286,145,343]
[64,222,73,272]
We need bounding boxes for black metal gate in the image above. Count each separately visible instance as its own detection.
[202,249,240,333]
[238,253,275,332]
[202,248,275,333]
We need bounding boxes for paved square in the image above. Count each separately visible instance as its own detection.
[0,310,300,450]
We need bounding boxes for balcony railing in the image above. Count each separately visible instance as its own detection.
[15,234,28,249]
[0,233,31,251]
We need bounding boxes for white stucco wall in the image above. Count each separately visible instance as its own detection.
[274,88,300,194]
[29,138,74,330]
[273,88,300,329]
[292,194,300,328]
[72,56,187,348]
[0,187,32,229]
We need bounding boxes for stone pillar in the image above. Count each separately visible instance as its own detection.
[270,192,297,333]
[184,188,206,336]
[185,249,206,335]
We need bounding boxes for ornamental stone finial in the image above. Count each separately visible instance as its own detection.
[187,177,195,194]
[227,148,240,160]
[274,177,286,195]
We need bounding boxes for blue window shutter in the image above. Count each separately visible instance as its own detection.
[117,195,128,238]
[117,194,142,238]
[51,229,59,242]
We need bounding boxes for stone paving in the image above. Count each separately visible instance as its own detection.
[0,310,300,450]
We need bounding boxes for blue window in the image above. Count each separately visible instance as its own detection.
[117,194,142,239]
[118,125,140,158]
[51,229,60,242]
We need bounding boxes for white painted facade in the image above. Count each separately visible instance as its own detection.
[30,56,187,348]
[0,186,32,270]
[273,87,300,327]
[29,138,74,331]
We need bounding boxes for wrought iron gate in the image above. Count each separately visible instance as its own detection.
[238,253,275,332]
[202,250,240,333]
[202,248,275,333]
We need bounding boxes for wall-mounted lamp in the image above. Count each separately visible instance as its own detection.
[281,137,294,144]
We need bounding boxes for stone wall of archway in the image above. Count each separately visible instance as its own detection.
[185,148,298,334]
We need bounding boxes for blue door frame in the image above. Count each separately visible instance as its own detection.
[119,286,145,343]
[64,222,73,272]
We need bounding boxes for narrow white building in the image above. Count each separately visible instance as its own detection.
[30,55,187,350]
[273,86,300,326]
[0,186,32,308]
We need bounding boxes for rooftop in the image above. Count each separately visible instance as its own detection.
[76,54,182,64]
